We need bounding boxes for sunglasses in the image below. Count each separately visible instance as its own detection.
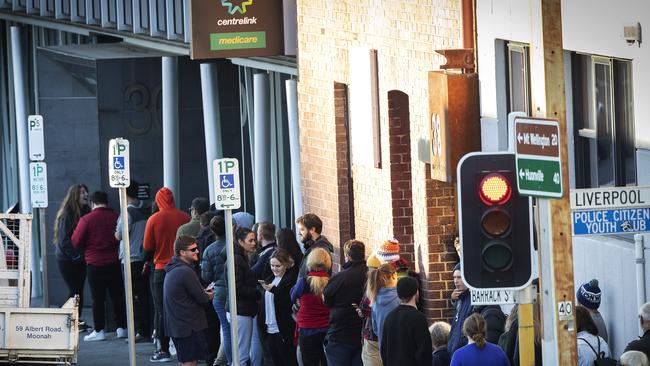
[186,246,199,253]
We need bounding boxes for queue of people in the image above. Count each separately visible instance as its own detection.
[53,182,650,366]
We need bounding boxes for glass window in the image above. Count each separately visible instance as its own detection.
[507,43,530,114]
[572,54,636,188]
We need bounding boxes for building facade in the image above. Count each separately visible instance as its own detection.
[296,0,467,321]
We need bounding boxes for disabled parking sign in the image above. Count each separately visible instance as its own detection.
[213,158,241,210]
[109,138,130,188]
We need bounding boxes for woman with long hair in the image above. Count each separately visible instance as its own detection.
[53,184,90,325]
[276,228,303,267]
[258,248,298,366]
[290,247,331,366]
[450,313,509,366]
[576,305,612,366]
[224,227,260,365]
[368,263,400,344]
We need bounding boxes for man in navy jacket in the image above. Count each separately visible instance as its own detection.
[164,236,214,366]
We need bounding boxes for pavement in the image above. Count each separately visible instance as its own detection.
[76,329,159,366]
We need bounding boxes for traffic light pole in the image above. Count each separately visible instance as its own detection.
[529,0,577,365]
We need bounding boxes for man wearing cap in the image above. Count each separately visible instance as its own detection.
[177,197,210,239]
[380,276,432,366]
[577,278,608,343]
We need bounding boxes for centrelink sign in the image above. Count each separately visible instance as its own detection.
[191,0,284,59]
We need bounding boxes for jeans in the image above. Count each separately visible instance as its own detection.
[299,332,327,366]
[87,263,126,331]
[123,261,150,336]
[213,297,232,364]
[227,312,254,364]
[267,332,298,366]
[151,269,169,352]
[57,259,86,312]
[250,315,263,366]
[324,338,362,366]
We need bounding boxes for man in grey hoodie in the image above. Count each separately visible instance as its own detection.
[163,236,214,366]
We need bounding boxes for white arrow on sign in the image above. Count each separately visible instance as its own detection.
[517,133,523,143]
[519,169,525,179]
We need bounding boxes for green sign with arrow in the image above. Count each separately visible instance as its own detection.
[515,117,563,198]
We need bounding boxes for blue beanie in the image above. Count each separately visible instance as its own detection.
[577,279,601,310]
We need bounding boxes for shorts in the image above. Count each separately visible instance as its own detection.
[172,330,207,363]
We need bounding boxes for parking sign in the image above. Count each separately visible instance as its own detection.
[29,162,48,208]
[109,138,130,188]
[213,158,241,210]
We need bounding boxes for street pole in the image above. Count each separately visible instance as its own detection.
[119,188,137,366]
[517,286,536,366]
[529,0,577,364]
[225,209,239,366]
[39,208,48,307]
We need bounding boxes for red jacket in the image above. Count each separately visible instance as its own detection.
[143,188,190,270]
[71,207,119,267]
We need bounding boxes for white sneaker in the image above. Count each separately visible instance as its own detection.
[116,328,127,339]
[84,330,106,342]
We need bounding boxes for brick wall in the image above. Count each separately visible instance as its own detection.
[297,0,462,322]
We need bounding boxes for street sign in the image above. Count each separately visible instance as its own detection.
[515,117,563,198]
[108,138,130,188]
[571,186,650,210]
[29,162,48,208]
[28,115,44,161]
[572,207,650,235]
[470,289,518,306]
[213,158,241,210]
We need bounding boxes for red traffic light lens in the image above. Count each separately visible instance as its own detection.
[479,174,511,205]
[481,209,511,237]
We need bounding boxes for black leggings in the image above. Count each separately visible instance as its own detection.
[299,332,327,366]
[57,259,86,313]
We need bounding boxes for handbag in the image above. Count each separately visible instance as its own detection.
[578,336,617,366]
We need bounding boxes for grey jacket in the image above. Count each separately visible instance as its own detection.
[163,256,210,338]
[115,200,149,263]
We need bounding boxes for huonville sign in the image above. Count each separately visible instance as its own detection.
[190,0,284,59]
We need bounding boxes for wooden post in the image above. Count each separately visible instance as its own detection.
[529,0,577,365]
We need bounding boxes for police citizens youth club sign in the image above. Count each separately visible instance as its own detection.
[190,0,284,59]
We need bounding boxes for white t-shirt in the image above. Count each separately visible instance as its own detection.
[265,276,283,334]
[577,331,611,366]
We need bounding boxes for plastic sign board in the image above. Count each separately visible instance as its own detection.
[190,0,284,59]
[213,158,241,210]
[28,115,45,161]
[29,162,48,208]
[572,207,650,235]
[514,117,563,198]
[108,138,130,188]
[470,289,518,306]
[570,186,650,210]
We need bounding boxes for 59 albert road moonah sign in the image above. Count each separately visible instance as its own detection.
[190,0,284,59]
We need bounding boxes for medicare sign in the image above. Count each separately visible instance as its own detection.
[570,186,650,236]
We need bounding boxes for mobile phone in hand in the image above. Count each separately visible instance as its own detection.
[258,280,267,285]
[206,282,216,291]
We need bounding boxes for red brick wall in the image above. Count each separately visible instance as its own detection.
[297,0,463,322]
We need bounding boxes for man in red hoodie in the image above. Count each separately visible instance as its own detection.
[143,187,190,362]
[72,191,125,342]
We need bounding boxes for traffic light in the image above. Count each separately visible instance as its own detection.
[457,152,533,289]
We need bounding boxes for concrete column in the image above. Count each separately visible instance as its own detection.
[162,56,179,200]
[10,26,30,214]
[285,79,303,219]
[200,63,223,204]
[253,73,271,222]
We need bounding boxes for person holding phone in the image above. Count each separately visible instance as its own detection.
[258,249,298,366]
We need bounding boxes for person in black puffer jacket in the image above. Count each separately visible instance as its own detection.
[223,227,260,365]
[323,240,368,366]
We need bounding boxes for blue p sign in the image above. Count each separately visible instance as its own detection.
[113,157,125,170]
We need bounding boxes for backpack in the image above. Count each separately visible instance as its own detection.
[578,336,617,366]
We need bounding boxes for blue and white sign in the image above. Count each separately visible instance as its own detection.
[572,207,650,235]
[108,138,130,188]
[213,158,241,210]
